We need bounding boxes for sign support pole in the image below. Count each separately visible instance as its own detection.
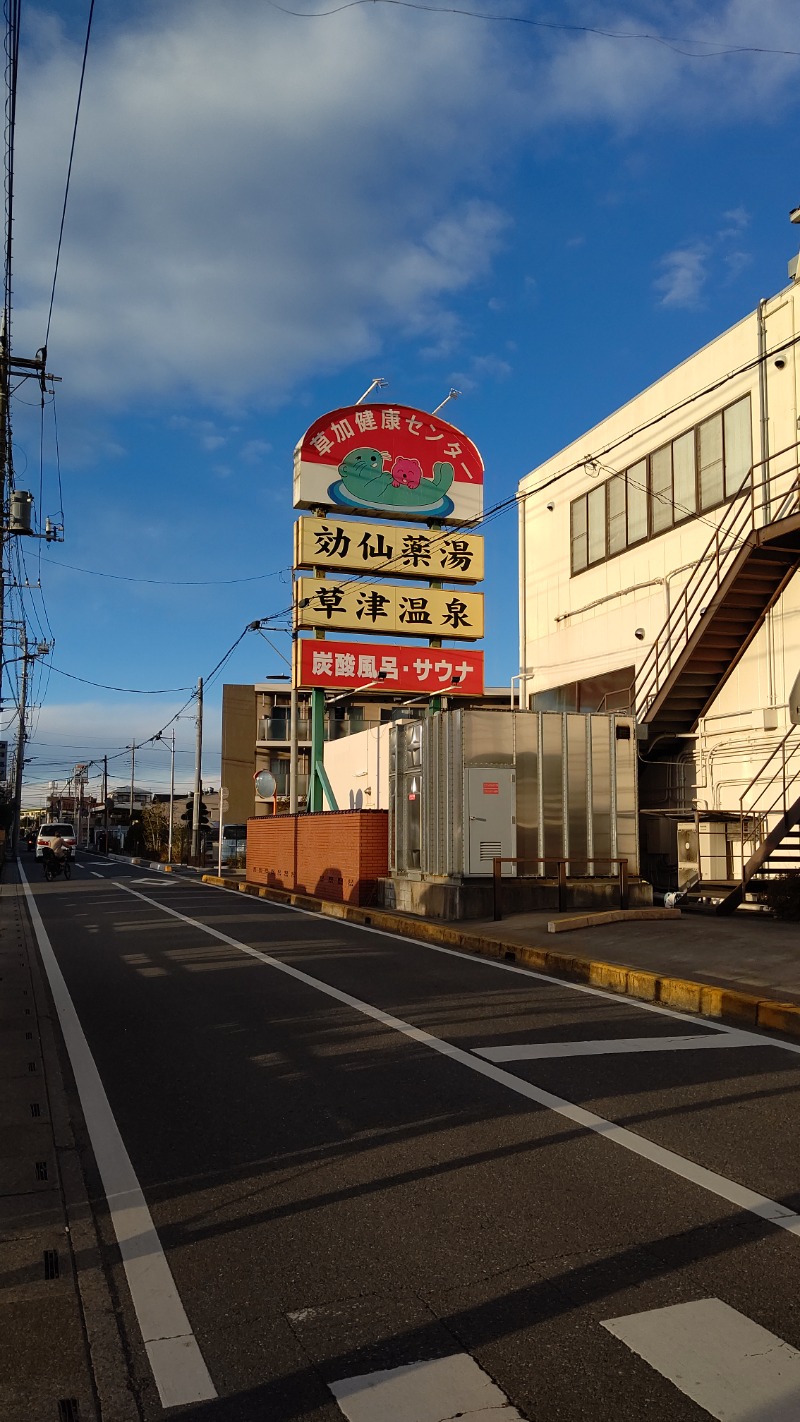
[310,686,325,813]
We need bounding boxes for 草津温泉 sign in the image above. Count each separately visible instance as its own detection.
[294,515,484,583]
[299,639,484,695]
[293,403,484,525]
[295,578,484,640]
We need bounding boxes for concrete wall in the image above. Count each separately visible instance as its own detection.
[246,810,388,905]
[323,723,391,811]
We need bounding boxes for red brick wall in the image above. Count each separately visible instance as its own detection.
[246,811,388,906]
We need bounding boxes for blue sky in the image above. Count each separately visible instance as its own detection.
[5,0,800,805]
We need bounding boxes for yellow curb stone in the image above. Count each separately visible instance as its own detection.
[700,986,760,1025]
[756,1000,800,1036]
[589,961,628,994]
[626,970,659,1002]
[658,977,703,1013]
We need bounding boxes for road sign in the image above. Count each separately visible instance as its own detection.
[254,770,277,800]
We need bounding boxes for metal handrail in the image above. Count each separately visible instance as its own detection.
[738,727,800,877]
[634,442,800,723]
[492,856,629,920]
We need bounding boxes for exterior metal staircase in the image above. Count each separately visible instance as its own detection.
[635,442,800,740]
[717,729,800,914]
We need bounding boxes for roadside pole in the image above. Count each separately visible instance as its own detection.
[168,729,175,863]
[103,755,109,852]
[191,677,203,862]
[11,631,29,850]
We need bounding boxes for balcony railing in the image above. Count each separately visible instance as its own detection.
[257,717,311,742]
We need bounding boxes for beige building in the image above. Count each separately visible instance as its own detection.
[221,681,514,823]
[519,248,800,900]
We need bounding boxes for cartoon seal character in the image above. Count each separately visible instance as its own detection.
[336,447,455,512]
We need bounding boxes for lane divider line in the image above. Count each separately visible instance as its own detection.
[474,1030,765,1061]
[203,874,800,1045]
[18,863,217,1409]
[112,878,800,1241]
[192,874,800,1056]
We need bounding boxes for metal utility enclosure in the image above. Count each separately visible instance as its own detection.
[390,708,638,878]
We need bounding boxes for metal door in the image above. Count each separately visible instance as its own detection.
[466,767,516,876]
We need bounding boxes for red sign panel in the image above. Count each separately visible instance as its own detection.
[294,403,484,525]
[483,782,499,795]
[299,639,484,695]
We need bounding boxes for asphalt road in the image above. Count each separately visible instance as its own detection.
[19,852,800,1421]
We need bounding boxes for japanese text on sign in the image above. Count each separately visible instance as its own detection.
[295,579,484,641]
[298,640,484,695]
[294,516,484,583]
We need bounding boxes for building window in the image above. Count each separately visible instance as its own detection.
[569,394,752,574]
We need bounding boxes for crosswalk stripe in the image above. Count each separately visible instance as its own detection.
[329,1353,524,1421]
[602,1298,800,1420]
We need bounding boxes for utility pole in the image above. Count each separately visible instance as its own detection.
[11,630,29,850]
[191,677,203,862]
[128,744,136,830]
[168,728,175,864]
[103,754,109,852]
[10,632,50,849]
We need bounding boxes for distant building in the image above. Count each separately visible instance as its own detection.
[221,681,512,823]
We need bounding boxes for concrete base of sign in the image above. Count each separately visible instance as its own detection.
[383,873,653,921]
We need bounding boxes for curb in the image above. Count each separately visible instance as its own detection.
[547,908,681,933]
[107,853,174,873]
[201,873,800,1044]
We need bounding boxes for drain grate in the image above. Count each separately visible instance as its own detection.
[35,1160,48,1181]
[25,1031,33,1040]
[58,1400,80,1421]
[30,1102,41,1118]
[44,1249,60,1279]
[27,1060,37,1073]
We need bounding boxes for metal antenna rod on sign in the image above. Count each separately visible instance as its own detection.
[355,377,388,405]
[432,388,461,416]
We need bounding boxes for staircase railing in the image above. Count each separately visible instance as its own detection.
[634,440,800,723]
[738,726,800,880]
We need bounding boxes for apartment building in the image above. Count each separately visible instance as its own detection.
[518,247,800,898]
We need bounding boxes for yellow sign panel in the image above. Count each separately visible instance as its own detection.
[295,578,484,641]
[294,516,484,584]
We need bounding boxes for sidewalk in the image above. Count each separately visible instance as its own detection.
[468,906,800,1008]
[0,863,136,1422]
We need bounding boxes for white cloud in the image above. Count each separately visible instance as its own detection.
[13,2,515,407]
[655,243,709,308]
[10,2,800,411]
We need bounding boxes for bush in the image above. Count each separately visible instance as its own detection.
[756,873,800,921]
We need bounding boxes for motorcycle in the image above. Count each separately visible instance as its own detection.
[42,848,72,882]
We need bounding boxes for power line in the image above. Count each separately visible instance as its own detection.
[264,0,800,58]
[38,553,287,587]
[45,0,95,346]
[41,663,193,694]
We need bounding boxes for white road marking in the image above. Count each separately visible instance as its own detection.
[602,1298,800,1420]
[18,864,216,1408]
[111,879,800,1239]
[329,1353,523,1422]
[475,1030,763,1061]
[201,876,800,1054]
[131,877,175,887]
[90,871,105,879]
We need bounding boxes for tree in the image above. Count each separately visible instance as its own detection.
[141,802,169,859]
